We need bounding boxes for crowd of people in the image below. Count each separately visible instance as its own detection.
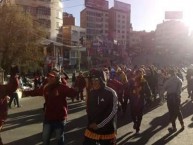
[0,64,193,145]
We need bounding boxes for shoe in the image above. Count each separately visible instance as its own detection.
[0,137,3,145]
[133,123,137,129]
[135,128,140,134]
[181,123,185,130]
[168,127,177,133]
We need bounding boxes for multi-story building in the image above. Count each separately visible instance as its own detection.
[130,31,155,50]
[109,0,131,50]
[63,12,75,26]
[80,0,109,40]
[155,20,189,52]
[61,26,86,68]
[10,0,63,41]
[16,0,63,70]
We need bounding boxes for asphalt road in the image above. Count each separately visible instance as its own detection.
[2,78,193,145]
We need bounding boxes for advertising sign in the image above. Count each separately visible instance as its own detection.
[85,0,108,10]
[114,0,131,12]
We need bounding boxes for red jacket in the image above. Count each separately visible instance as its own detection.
[74,75,86,91]
[43,83,77,122]
[0,75,19,124]
[0,97,8,125]
[107,79,123,96]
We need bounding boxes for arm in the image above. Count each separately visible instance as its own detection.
[96,90,118,129]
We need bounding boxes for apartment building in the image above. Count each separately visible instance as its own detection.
[63,12,75,26]
[62,26,86,67]
[156,20,189,51]
[80,0,109,40]
[11,0,63,41]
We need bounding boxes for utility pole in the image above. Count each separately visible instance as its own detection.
[78,36,84,71]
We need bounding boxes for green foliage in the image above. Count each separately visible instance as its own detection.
[0,4,47,74]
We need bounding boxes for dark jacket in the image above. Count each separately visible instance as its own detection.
[74,75,86,91]
[87,86,118,134]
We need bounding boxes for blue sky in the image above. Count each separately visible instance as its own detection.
[63,0,192,31]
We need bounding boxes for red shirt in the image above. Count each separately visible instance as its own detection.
[43,83,76,122]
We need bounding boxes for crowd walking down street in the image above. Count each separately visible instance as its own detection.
[1,65,193,145]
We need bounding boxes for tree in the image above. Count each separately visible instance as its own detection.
[0,4,47,74]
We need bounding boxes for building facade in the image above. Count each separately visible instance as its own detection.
[155,20,189,52]
[63,12,75,26]
[12,0,63,41]
[80,0,109,40]
[109,1,131,50]
[62,26,86,68]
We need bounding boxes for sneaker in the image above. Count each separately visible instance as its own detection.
[181,124,185,130]
[0,137,3,145]
[168,127,177,133]
[133,123,136,129]
[135,128,140,134]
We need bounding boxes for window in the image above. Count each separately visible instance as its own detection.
[37,6,51,16]
[71,51,76,58]
[56,22,60,28]
[38,19,51,28]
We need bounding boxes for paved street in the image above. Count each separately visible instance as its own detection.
[2,79,193,145]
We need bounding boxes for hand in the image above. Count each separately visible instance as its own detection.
[89,123,98,130]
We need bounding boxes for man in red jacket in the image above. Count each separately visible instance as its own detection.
[42,70,77,145]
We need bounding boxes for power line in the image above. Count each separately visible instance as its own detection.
[64,4,84,9]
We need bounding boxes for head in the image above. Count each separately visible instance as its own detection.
[168,69,176,77]
[47,71,60,85]
[89,69,106,90]
[79,71,83,76]
[135,69,143,79]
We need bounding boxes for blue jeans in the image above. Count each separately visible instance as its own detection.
[42,120,67,145]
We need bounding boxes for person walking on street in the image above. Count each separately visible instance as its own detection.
[163,69,184,133]
[83,70,118,145]
[0,65,20,145]
[157,69,166,105]
[129,69,152,134]
[42,70,77,145]
[74,71,86,101]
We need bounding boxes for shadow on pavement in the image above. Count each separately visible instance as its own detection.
[119,112,169,145]
[3,108,43,132]
[152,128,184,145]
[5,133,42,145]
[65,115,87,145]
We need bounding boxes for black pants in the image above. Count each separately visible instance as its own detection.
[9,92,20,108]
[167,95,183,129]
[122,95,129,113]
[187,83,193,99]
[83,137,116,145]
[130,105,143,131]
[77,90,84,101]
